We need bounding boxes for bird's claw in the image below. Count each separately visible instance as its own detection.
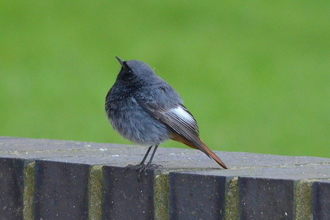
[124,163,163,180]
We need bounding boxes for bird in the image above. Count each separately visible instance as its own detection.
[105,56,227,173]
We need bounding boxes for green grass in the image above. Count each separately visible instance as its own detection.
[1,1,329,157]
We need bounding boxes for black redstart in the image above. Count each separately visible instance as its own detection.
[105,57,227,172]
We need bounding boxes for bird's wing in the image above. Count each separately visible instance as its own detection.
[136,100,210,154]
[136,99,228,169]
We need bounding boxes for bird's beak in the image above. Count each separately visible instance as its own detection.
[115,56,124,66]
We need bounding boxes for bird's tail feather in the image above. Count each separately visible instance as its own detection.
[171,133,227,169]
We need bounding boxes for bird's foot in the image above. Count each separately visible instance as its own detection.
[125,163,163,180]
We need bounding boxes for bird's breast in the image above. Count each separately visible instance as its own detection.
[106,95,171,145]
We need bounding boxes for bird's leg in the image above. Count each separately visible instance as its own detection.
[125,145,162,180]
[138,144,160,171]
[139,145,153,165]
[137,144,162,179]
[125,145,153,171]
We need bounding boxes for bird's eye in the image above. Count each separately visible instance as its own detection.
[122,68,135,81]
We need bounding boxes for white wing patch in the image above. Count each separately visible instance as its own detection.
[170,106,195,123]
[166,105,199,134]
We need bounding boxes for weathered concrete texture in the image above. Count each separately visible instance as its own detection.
[23,162,36,220]
[313,180,330,220]
[88,165,103,220]
[0,158,24,220]
[1,137,330,220]
[295,180,314,220]
[171,165,330,220]
[169,172,226,220]
[34,160,90,220]
[102,166,156,220]
[154,173,170,220]
[239,177,294,220]
[225,177,239,220]
[1,137,330,169]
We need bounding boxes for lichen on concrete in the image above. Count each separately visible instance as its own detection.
[88,165,103,220]
[295,179,314,220]
[225,177,239,220]
[23,161,35,220]
[154,171,170,220]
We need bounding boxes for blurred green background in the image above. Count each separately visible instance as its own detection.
[1,1,329,157]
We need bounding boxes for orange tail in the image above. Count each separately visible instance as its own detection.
[198,140,227,169]
[171,134,228,169]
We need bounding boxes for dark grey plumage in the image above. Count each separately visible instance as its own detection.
[105,57,227,170]
[105,59,185,145]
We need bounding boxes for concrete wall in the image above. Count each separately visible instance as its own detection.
[0,137,329,220]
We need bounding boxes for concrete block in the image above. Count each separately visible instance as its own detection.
[239,177,294,220]
[34,160,90,220]
[169,172,226,220]
[0,158,24,220]
[313,180,330,220]
[102,166,156,220]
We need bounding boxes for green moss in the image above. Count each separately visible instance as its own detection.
[294,180,314,220]
[225,177,239,220]
[154,171,170,220]
[88,165,103,220]
[23,162,35,220]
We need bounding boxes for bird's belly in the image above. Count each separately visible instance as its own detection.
[107,99,171,145]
